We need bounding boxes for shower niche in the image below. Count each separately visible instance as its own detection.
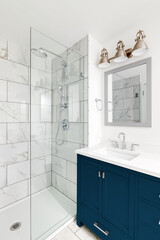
[30,28,88,240]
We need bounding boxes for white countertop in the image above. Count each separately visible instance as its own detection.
[76,145,160,179]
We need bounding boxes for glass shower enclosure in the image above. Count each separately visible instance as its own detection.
[30,28,86,240]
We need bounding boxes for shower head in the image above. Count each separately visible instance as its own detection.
[31,48,48,58]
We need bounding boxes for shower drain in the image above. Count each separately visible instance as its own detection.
[10,222,21,231]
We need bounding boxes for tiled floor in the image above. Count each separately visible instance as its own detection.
[52,220,101,240]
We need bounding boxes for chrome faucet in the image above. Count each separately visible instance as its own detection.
[118,132,126,150]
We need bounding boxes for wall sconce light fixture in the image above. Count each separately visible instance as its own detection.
[98,30,148,68]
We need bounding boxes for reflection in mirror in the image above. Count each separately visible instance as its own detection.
[105,58,151,127]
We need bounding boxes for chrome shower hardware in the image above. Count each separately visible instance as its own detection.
[62,119,69,131]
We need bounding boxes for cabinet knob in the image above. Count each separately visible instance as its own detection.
[98,171,101,178]
[102,172,105,179]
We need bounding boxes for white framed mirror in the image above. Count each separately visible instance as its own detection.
[104,58,152,127]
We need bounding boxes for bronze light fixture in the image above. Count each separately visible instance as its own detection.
[98,30,148,68]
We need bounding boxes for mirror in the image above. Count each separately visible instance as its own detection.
[104,58,151,127]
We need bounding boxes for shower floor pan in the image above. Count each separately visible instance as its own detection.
[0,187,76,240]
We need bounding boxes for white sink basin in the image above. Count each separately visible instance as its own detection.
[92,148,139,161]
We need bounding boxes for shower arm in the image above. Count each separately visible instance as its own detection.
[39,47,62,59]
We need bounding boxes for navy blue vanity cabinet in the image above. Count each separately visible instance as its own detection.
[77,154,160,240]
[102,164,135,238]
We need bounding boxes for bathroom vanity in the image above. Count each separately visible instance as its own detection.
[76,147,160,240]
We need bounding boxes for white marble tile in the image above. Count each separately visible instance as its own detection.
[0,166,6,188]
[0,58,29,85]
[68,220,80,233]
[66,161,77,184]
[53,227,79,240]
[31,86,46,105]
[8,41,29,66]
[113,99,123,110]
[46,123,52,139]
[113,79,123,90]
[46,155,52,171]
[67,123,84,144]
[8,82,30,103]
[53,141,79,163]
[0,80,7,101]
[31,68,51,89]
[31,105,41,122]
[7,161,30,185]
[31,139,51,159]
[52,106,57,122]
[31,104,51,123]
[83,56,88,79]
[31,123,46,140]
[52,122,65,140]
[67,60,81,84]
[0,38,8,59]
[71,36,88,57]
[31,157,46,177]
[0,123,6,144]
[81,101,88,122]
[41,105,51,122]
[7,123,29,143]
[52,155,66,177]
[0,142,28,166]
[0,180,28,209]
[76,225,100,240]
[31,172,51,194]
[52,89,61,105]
[52,172,76,202]
[124,98,140,110]
[0,102,29,122]
[84,123,88,145]
[69,102,80,122]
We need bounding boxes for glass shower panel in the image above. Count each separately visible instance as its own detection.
[30,28,85,240]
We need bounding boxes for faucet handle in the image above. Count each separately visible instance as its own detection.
[130,143,139,151]
[111,140,119,148]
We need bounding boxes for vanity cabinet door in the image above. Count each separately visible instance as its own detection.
[102,164,135,238]
[77,155,103,215]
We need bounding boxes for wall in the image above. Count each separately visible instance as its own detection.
[101,15,160,153]
[51,36,88,202]
[0,36,52,209]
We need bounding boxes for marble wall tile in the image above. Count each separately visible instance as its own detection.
[41,105,51,122]
[31,105,41,122]
[0,58,29,85]
[66,161,77,184]
[7,123,29,143]
[45,123,52,139]
[0,102,29,122]
[31,68,51,89]
[46,155,52,171]
[67,60,81,84]
[31,86,46,105]
[7,160,30,185]
[113,88,126,101]
[113,99,123,110]
[0,142,28,166]
[31,157,46,177]
[134,109,140,122]
[69,102,80,122]
[124,98,140,110]
[31,123,46,140]
[81,100,88,123]
[67,123,84,144]
[8,82,30,103]
[71,36,88,57]
[113,110,125,121]
[52,122,65,140]
[8,42,29,66]
[52,172,76,202]
[31,104,51,123]
[0,180,28,209]
[31,172,51,194]
[0,123,6,144]
[0,166,6,188]
[31,139,51,159]
[0,38,8,59]
[0,80,7,101]
[84,123,88,145]
[52,155,66,178]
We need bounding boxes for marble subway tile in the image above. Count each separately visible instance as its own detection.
[0,38,8,59]
[0,58,29,85]
[52,172,76,202]
[0,123,6,144]
[66,161,77,184]
[113,79,123,90]
[31,68,51,89]
[31,139,51,159]
[0,166,6,188]
[52,155,67,178]
[81,101,88,122]
[124,98,140,110]
[0,180,28,209]
[31,157,46,177]
[46,155,52,171]
[69,102,80,122]
[71,36,88,57]
[31,123,46,140]
[31,86,46,105]
[113,88,126,100]
[31,172,51,194]
[0,102,29,122]
[7,161,30,185]
[8,41,29,66]
[113,99,123,110]
[67,123,84,144]
[45,123,52,139]
[67,60,81,84]
[7,123,29,143]
[0,80,7,101]
[0,142,28,166]
[54,227,79,240]
[8,82,30,103]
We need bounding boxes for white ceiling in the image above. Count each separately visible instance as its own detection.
[1,0,159,48]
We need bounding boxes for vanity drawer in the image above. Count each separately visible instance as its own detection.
[138,200,160,233]
[137,221,160,240]
[138,177,160,206]
[79,205,131,240]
